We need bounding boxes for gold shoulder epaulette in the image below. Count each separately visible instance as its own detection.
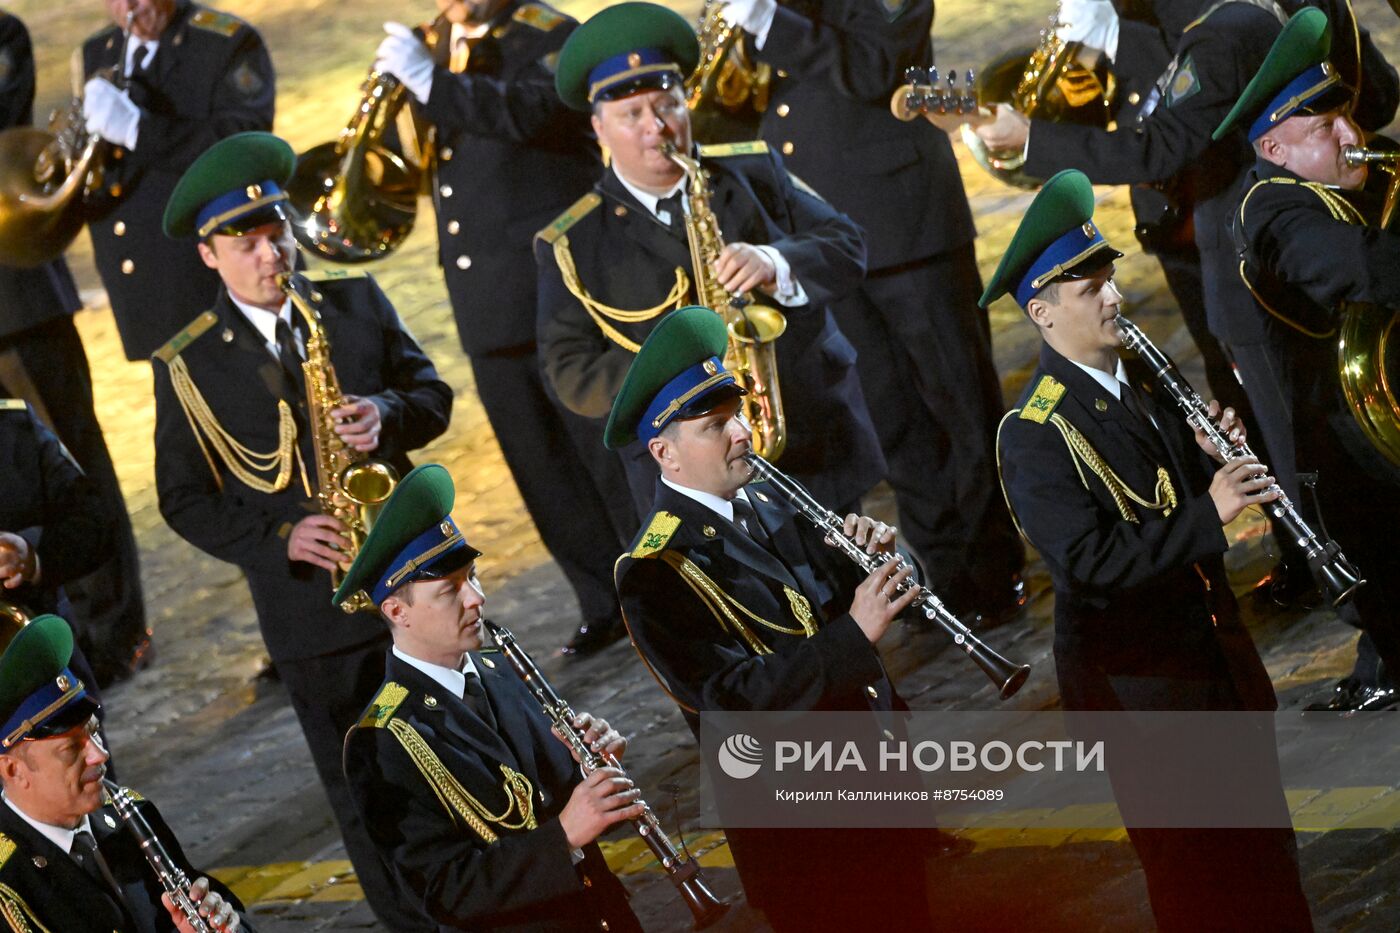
[698,141,769,158]
[537,192,601,245]
[188,8,242,37]
[632,511,681,558]
[0,833,14,871]
[358,683,409,729]
[153,311,219,364]
[302,268,368,282]
[513,3,565,30]
[0,400,25,412]
[1019,375,1066,424]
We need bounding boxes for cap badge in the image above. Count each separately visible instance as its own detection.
[246,184,262,200]
[440,521,453,537]
[703,359,718,376]
[628,52,641,68]
[55,674,70,692]
[479,656,495,669]
[1083,223,1095,238]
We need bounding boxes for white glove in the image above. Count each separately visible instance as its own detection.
[82,77,141,149]
[375,22,434,104]
[720,0,777,50]
[1056,0,1119,61]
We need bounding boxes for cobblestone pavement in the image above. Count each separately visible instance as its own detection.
[10,0,1400,929]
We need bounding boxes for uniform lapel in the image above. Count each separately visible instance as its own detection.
[217,289,304,406]
[599,172,694,273]
[0,803,129,929]
[745,485,828,610]
[389,654,519,767]
[656,484,803,598]
[473,653,543,787]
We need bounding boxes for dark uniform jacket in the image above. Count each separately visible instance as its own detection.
[0,401,112,619]
[0,794,251,933]
[997,344,1275,712]
[343,652,638,932]
[81,0,275,360]
[151,273,452,661]
[1024,0,1396,344]
[414,0,599,356]
[535,145,884,509]
[0,13,84,340]
[748,0,976,269]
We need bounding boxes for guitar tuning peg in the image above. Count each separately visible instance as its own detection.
[903,65,924,85]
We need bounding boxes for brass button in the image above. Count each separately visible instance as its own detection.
[113,221,126,236]
[754,491,768,502]
[424,695,438,708]
[108,183,122,197]
[583,876,593,888]
[446,220,460,235]
[866,685,878,699]
[120,259,134,275]
[1095,398,1108,412]
[614,205,628,217]
[1127,91,1141,106]
[776,69,788,78]
[776,103,790,117]
[781,141,794,155]
[703,525,717,538]
[111,147,123,160]
[440,184,453,198]
[455,255,472,270]
[440,146,453,161]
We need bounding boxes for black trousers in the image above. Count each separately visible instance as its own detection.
[471,351,637,627]
[829,245,1023,599]
[0,315,147,666]
[274,634,439,933]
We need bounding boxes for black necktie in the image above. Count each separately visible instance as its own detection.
[274,317,304,388]
[71,830,124,903]
[133,43,156,77]
[1119,380,1155,431]
[732,498,775,552]
[656,192,685,236]
[463,671,498,732]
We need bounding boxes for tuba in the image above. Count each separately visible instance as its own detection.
[285,21,444,263]
[684,0,772,144]
[1336,145,1400,468]
[0,16,135,267]
[663,142,788,460]
[277,272,399,598]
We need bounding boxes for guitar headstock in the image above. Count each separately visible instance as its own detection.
[890,66,992,132]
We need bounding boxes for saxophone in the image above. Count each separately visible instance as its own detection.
[685,0,771,143]
[662,143,788,460]
[277,272,399,595]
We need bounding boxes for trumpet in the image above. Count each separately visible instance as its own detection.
[1116,314,1364,605]
[741,452,1032,699]
[483,620,730,930]
[102,779,213,933]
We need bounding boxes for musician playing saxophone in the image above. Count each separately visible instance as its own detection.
[535,2,884,521]
[609,306,947,933]
[336,464,644,932]
[152,132,451,932]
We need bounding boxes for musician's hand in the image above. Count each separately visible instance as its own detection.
[836,513,897,555]
[376,22,434,103]
[0,533,37,589]
[849,560,919,645]
[287,514,353,572]
[564,712,628,762]
[714,243,776,294]
[331,396,383,453]
[559,767,645,848]
[974,104,1030,152]
[82,77,141,149]
[1209,457,1280,524]
[1193,400,1246,462]
[164,877,240,932]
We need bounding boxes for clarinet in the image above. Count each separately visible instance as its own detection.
[1116,314,1364,606]
[482,621,729,931]
[741,452,1032,700]
[101,779,213,933]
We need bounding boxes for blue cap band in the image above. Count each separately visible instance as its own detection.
[195,179,288,238]
[588,47,681,103]
[370,516,474,606]
[1248,62,1342,142]
[1014,220,1116,308]
[1,667,88,749]
[637,356,739,444]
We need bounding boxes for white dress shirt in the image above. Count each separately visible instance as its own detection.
[660,476,756,525]
[124,38,159,77]
[228,295,304,360]
[1070,357,1158,429]
[2,793,93,859]
[392,645,480,699]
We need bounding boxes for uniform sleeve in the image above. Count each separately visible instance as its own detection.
[126,25,275,173]
[1245,188,1400,311]
[151,359,306,576]
[756,0,933,105]
[998,416,1227,597]
[359,277,453,460]
[617,556,885,713]
[0,15,35,130]
[533,236,635,418]
[343,727,585,926]
[1023,23,1254,185]
[20,412,114,587]
[752,150,867,307]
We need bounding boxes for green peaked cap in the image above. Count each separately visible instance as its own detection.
[0,614,100,749]
[332,464,480,611]
[554,2,699,111]
[163,131,295,238]
[978,169,1120,308]
[1212,8,1335,141]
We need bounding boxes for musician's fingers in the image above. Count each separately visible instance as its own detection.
[842,513,859,537]
[888,581,921,614]
[188,877,211,902]
[1205,399,1222,420]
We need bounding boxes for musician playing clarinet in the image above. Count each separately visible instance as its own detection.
[990,169,1311,931]
[335,465,643,932]
[610,306,944,932]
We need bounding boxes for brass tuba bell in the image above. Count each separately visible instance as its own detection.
[0,600,31,655]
